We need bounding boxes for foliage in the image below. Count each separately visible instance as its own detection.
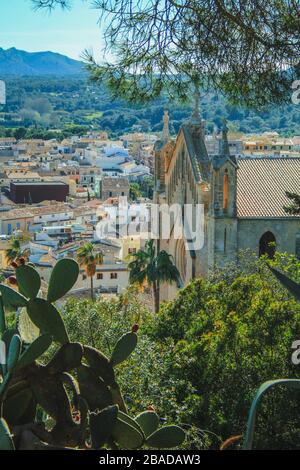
[1,77,300,138]
[5,238,30,265]
[243,265,300,449]
[77,243,104,301]
[129,183,142,201]
[33,0,300,107]
[146,254,300,449]
[62,289,211,449]
[284,192,300,215]
[128,240,180,313]
[0,259,185,450]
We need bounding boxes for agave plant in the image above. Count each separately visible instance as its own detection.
[0,258,185,450]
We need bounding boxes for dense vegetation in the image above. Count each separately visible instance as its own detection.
[61,252,300,449]
[0,260,185,450]
[0,77,299,138]
[1,248,300,449]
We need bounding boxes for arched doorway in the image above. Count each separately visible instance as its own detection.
[259,231,276,259]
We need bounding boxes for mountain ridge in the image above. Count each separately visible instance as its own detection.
[0,47,84,76]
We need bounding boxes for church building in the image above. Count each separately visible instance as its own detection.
[154,106,300,302]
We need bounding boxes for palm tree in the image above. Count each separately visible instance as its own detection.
[128,239,180,313]
[5,237,30,265]
[77,242,103,301]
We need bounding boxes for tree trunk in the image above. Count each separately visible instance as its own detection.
[152,282,160,313]
[90,276,94,301]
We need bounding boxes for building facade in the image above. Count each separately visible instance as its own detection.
[155,110,300,302]
[10,181,69,204]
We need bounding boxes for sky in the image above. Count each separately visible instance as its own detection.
[0,0,106,60]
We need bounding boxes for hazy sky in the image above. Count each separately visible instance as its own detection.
[0,0,105,60]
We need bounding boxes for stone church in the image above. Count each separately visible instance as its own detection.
[154,107,300,301]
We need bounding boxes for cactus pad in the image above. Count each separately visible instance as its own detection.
[146,425,185,448]
[77,365,112,411]
[0,285,28,308]
[110,332,138,367]
[83,345,115,386]
[45,342,83,374]
[90,405,119,449]
[16,265,41,300]
[0,418,15,450]
[16,334,52,370]
[47,258,79,303]
[3,388,33,425]
[27,298,69,345]
[135,411,159,438]
[7,334,22,372]
[112,416,144,449]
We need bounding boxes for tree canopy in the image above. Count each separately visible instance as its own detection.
[33,0,300,107]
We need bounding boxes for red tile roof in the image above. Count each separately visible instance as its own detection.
[237,158,300,218]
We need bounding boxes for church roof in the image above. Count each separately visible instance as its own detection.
[237,157,300,218]
[181,125,210,182]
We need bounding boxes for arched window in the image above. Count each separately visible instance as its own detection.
[259,231,276,259]
[223,170,229,211]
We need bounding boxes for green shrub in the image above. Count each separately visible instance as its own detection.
[146,260,300,449]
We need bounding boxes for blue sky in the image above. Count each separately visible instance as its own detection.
[0,0,105,60]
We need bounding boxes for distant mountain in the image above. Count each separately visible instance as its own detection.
[0,47,84,76]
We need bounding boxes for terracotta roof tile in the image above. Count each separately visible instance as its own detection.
[237,158,300,218]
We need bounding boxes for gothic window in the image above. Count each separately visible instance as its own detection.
[224,227,227,254]
[223,170,229,211]
[259,231,276,259]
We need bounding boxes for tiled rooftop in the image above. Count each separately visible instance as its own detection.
[237,158,300,218]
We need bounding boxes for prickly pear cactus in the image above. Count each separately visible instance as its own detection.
[0,258,185,450]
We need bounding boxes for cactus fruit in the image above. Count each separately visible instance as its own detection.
[7,334,22,372]
[10,262,18,269]
[16,334,52,370]
[16,265,41,300]
[0,285,28,308]
[146,425,185,449]
[27,298,69,345]
[135,411,159,438]
[8,276,17,286]
[45,342,83,374]
[47,258,79,303]
[83,345,116,386]
[0,418,15,450]
[131,324,139,333]
[110,331,138,367]
[147,405,156,411]
[18,258,25,266]
[89,405,119,449]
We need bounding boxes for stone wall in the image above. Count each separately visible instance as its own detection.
[237,218,300,256]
